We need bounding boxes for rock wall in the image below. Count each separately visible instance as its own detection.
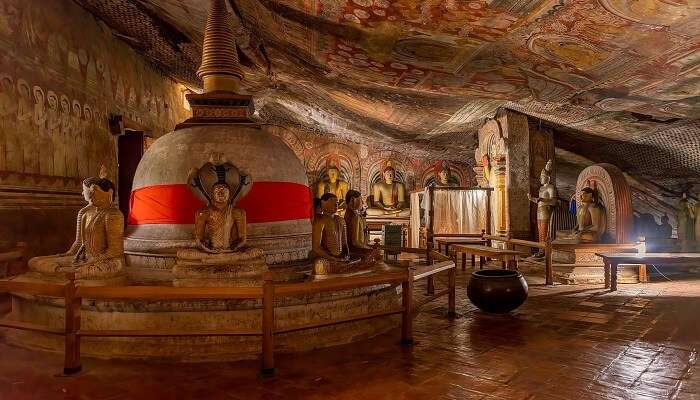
[0,0,190,257]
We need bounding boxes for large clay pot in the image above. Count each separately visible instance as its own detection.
[467,269,528,313]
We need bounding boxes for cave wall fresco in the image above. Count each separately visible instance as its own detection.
[267,125,474,199]
[0,0,190,257]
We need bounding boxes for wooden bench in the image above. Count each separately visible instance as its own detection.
[596,252,700,291]
[453,244,530,271]
[434,237,486,257]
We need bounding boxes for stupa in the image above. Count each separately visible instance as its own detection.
[4,0,400,361]
[123,0,311,282]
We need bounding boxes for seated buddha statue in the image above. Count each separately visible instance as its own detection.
[366,164,410,217]
[310,193,378,278]
[344,190,371,254]
[173,155,266,286]
[556,186,607,243]
[316,166,350,209]
[28,169,126,283]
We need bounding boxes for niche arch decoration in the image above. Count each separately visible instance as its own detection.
[361,150,412,192]
[576,163,634,243]
[420,161,473,188]
[306,142,361,192]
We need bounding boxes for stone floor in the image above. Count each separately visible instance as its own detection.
[0,269,698,400]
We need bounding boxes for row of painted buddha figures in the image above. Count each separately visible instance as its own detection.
[26,156,381,284]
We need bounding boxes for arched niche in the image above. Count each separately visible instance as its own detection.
[306,142,361,192]
[419,161,473,188]
[576,163,634,243]
[364,154,410,196]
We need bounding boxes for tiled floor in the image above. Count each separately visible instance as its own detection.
[1,270,698,399]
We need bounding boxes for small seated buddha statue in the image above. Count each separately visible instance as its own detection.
[173,155,267,286]
[28,168,126,284]
[310,193,378,278]
[316,165,350,209]
[366,163,410,217]
[556,185,607,243]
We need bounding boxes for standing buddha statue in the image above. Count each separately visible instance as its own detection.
[528,160,558,257]
[676,193,695,242]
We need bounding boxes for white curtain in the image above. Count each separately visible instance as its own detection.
[428,190,488,235]
[409,191,423,247]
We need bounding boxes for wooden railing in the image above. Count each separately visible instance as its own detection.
[0,249,455,377]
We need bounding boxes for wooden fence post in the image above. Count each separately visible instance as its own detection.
[447,267,456,318]
[63,273,81,375]
[545,241,553,286]
[261,272,275,377]
[401,268,414,345]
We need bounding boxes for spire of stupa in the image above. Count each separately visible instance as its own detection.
[197,0,244,93]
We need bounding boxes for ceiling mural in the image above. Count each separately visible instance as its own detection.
[72,0,700,189]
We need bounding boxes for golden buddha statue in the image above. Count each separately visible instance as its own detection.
[316,165,350,209]
[366,163,410,217]
[173,155,266,286]
[310,193,378,278]
[28,168,126,282]
[556,185,607,243]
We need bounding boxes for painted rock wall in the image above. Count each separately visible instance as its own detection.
[0,0,190,257]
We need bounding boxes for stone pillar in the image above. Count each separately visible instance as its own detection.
[475,110,553,240]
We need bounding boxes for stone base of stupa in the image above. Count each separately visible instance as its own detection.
[172,260,268,287]
[3,261,402,362]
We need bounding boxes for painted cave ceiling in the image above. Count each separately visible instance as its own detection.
[74,0,700,188]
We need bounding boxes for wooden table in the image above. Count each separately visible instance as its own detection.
[434,237,486,257]
[452,244,529,271]
[596,252,700,291]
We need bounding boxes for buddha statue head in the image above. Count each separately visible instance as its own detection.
[580,186,597,205]
[320,193,339,215]
[89,178,115,207]
[327,166,340,184]
[81,176,100,203]
[211,182,231,208]
[383,165,396,184]
[345,189,363,212]
[540,160,553,185]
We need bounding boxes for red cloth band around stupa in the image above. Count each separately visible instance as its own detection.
[128,182,312,225]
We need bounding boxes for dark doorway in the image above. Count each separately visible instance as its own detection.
[117,130,145,225]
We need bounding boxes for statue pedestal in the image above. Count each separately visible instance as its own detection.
[172,247,269,287]
[519,242,643,285]
[551,241,642,284]
[172,262,268,287]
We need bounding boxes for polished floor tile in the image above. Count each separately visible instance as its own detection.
[1,271,698,399]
